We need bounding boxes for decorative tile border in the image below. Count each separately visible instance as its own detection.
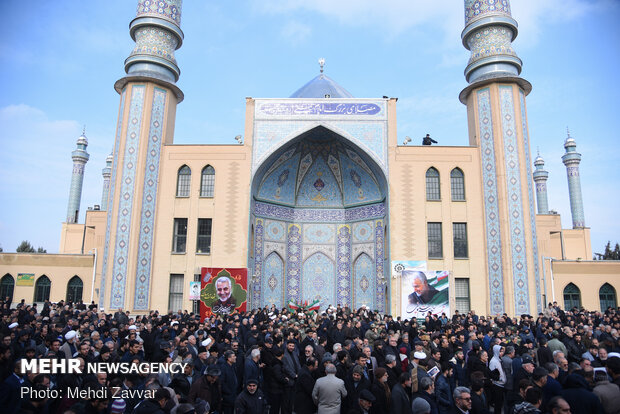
[337,225,351,307]
[252,219,264,306]
[110,85,145,309]
[500,86,530,315]
[254,201,385,222]
[375,220,385,312]
[286,224,302,302]
[100,89,127,307]
[133,87,166,310]
[519,90,542,313]
[477,88,505,314]
[255,99,386,119]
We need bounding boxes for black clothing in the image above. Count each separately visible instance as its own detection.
[234,388,268,414]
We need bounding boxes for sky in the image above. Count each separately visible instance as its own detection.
[0,0,619,256]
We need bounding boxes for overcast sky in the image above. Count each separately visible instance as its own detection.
[0,0,618,256]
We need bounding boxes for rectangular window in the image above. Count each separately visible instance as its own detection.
[168,274,184,312]
[196,218,212,254]
[453,223,468,258]
[455,278,470,314]
[427,222,443,258]
[172,218,188,253]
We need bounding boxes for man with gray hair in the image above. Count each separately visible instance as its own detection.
[212,276,236,314]
[453,387,472,413]
[406,271,445,305]
[312,363,347,414]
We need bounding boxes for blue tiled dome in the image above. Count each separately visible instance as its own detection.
[290,74,353,98]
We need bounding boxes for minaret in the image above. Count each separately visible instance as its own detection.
[100,0,184,310]
[562,130,585,228]
[533,152,549,214]
[100,153,113,210]
[66,129,90,223]
[460,0,542,315]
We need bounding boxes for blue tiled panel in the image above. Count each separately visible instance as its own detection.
[499,85,530,316]
[375,220,386,313]
[352,221,374,243]
[257,153,300,206]
[264,220,287,242]
[303,224,336,244]
[262,252,285,308]
[296,156,343,208]
[252,219,264,306]
[519,90,542,313]
[353,253,375,309]
[340,151,382,206]
[110,85,145,309]
[331,122,387,172]
[134,87,167,310]
[477,88,505,314]
[100,89,126,306]
[337,225,351,307]
[302,252,336,308]
[286,224,302,302]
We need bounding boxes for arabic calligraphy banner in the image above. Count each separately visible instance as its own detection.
[200,268,248,319]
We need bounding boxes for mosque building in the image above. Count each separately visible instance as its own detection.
[1,0,618,315]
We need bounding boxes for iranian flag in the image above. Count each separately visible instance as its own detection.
[307,299,321,312]
[287,300,300,312]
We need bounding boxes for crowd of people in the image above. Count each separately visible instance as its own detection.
[0,297,619,414]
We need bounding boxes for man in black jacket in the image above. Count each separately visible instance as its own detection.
[235,379,268,414]
[294,357,318,414]
[390,372,412,414]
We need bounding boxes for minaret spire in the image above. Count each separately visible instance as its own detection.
[461,0,522,84]
[100,152,113,211]
[562,129,585,228]
[101,0,185,311]
[460,0,542,315]
[533,152,549,214]
[66,129,90,223]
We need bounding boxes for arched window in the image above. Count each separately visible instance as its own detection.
[176,165,191,197]
[599,283,617,310]
[426,167,440,201]
[450,168,465,201]
[563,283,581,310]
[200,165,215,197]
[66,276,83,303]
[0,274,15,302]
[34,275,51,303]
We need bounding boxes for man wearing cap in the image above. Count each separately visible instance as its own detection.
[235,378,267,414]
[348,389,375,414]
[513,354,535,387]
[189,364,222,410]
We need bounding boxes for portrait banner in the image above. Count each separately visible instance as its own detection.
[189,281,201,300]
[200,268,247,319]
[399,267,450,321]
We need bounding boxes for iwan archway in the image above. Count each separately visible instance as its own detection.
[249,126,389,311]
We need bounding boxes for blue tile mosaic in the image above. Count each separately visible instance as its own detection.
[134,87,167,310]
[110,85,145,309]
[477,88,505,314]
[500,85,530,316]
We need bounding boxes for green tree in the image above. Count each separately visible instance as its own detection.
[36,247,47,253]
[16,240,35,253]
[599,241,620,260]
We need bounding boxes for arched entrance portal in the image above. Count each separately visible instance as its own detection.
[250,126,389,311]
